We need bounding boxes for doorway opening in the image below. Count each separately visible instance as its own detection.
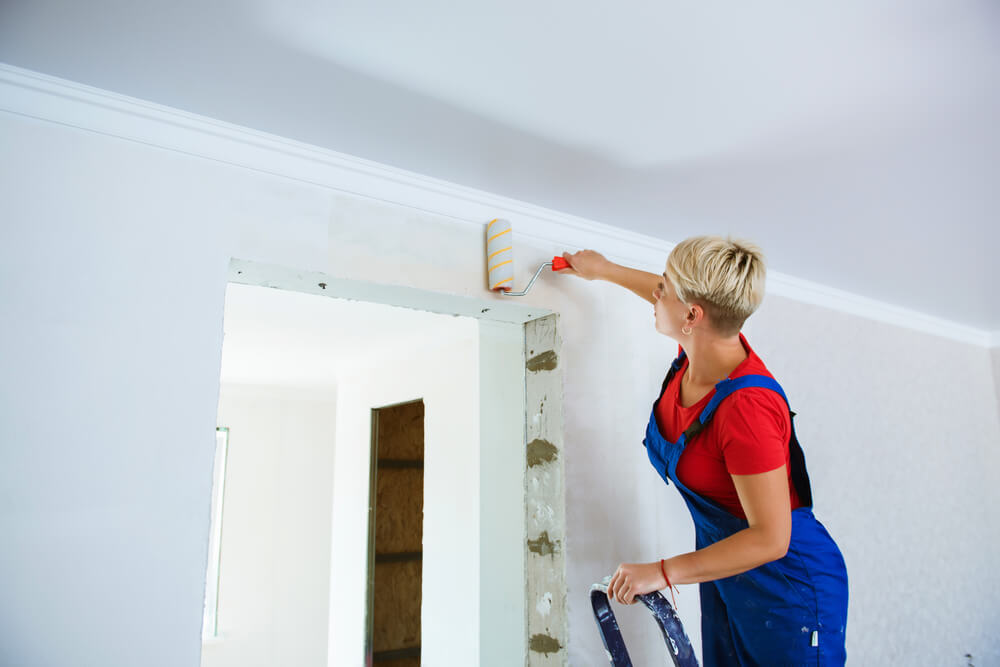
[198,258,567,667]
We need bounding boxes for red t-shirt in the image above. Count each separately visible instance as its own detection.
[655,334,801,519]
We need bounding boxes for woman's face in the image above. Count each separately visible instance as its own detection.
[653,274,689,338]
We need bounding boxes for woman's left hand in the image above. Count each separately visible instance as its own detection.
[608,561,667,605]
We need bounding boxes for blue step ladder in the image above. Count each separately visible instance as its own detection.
[590,577,699,667]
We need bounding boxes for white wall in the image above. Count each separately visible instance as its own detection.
[329,324,480,666]
[2,99,999,667]
[201,385,336,667]
[992,347,1000,415]
[1,117,228,667]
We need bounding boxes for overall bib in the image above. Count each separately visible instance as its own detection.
[643,351,849,666]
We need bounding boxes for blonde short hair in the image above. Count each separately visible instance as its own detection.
[664,236,766,335]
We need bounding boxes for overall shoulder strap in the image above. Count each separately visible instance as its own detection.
[700,375,788,423]
[682,375,786,441]
[682,374,813,507]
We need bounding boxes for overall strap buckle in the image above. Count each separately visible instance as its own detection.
[682,419,704,441]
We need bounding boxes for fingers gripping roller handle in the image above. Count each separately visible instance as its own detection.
[486,218,567,296]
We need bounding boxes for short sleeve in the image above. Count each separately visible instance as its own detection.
[715,388,791,475]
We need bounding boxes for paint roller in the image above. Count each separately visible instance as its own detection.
[486,218,568,296]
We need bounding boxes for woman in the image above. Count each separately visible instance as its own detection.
[561,237,848,666]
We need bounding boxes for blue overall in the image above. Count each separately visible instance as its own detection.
[643,351,848,666]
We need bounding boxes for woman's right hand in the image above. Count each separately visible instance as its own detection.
[558,250,612,281]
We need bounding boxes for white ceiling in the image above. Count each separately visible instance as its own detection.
[2,0,998,330]
[220,284,474,388]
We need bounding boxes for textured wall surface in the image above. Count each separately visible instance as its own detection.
[746,297,1000,666]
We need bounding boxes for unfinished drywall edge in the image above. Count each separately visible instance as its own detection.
[524,315,568,667]
[2,63,991,347]
[228,258,550,325]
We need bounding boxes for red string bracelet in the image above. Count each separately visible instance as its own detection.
[660,559,679,609]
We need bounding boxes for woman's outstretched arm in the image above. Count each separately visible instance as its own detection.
[559,250,661,305]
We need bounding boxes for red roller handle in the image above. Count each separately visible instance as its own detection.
[551,256,569,271]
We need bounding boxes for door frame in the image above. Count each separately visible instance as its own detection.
[228,258,568,667]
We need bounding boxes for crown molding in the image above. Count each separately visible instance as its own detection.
[1,62,993,347]
[764,274,996,347]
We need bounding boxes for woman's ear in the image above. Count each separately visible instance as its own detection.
[687,304,706,327]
